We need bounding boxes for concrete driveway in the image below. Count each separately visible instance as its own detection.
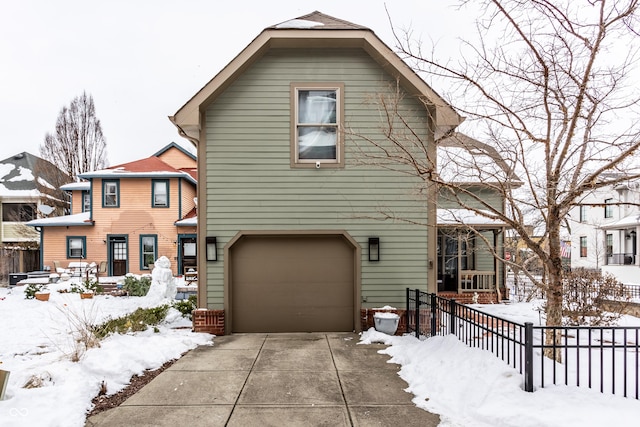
[86,332,440,426]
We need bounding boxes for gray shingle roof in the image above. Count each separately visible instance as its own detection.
[268,11,369,30]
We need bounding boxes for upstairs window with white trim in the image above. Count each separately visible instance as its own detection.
[291,83,344,168]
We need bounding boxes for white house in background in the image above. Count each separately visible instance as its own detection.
[568,175,640,284]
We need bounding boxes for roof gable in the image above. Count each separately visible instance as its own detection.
[170,11,462,143]
[152,142,197,161]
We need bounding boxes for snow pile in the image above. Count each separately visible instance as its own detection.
[0,281,212,427]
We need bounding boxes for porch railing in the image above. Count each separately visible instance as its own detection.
[459,270,495,292]
[607,253,636,265]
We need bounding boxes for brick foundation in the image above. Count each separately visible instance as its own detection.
[192,309,225,335]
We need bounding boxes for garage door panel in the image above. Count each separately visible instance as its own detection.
[231,235,355,333]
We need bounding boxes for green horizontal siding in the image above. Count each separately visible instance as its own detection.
[204,48,433,309]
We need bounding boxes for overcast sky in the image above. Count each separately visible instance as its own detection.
[0,0,474,167]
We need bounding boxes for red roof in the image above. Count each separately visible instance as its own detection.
[107,156,182,173]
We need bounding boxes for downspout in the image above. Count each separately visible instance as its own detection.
[35,226,43,270]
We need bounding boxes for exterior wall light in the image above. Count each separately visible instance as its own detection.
[206,236,217,261]
[368,237,380,262]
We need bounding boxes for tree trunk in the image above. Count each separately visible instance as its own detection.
[544,214,564,362]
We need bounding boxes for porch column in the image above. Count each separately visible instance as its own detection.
[634,226,639,266]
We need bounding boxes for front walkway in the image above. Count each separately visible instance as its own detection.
[86,332,440,426]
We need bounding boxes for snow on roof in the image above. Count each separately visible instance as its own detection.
[437,208,506,227]
[175,217,197,227]
[0,183,39,198]
[60,181,91,191]
[26,211,93,227]
[0,152,70,197]
[600,212,640,229]
[275,19,324,29]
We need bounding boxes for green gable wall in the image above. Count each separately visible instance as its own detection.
[203,48,435,309]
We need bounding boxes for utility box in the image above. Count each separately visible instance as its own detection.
[9,273,27,286]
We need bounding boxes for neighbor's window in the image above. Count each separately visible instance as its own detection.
[579,205,587,223]
[67,236,86,258]
[606,233,613,257]
[2,203,36,222]
[82,190,91,212]
[580,236,588,257]
[152,180,169,208]
[291,83,344,167]
[103,180,119,207]
[604,198,613,218]
[140,235,157,270]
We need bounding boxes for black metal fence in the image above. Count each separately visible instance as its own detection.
[406,288,640,399]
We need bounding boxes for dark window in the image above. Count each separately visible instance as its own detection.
[606,234,613,257]
[604,199,613,218]
[579,205,587,223]
[580,236,588,257]
[2,203,37,222]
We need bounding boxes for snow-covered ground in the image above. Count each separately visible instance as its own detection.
[1,280,639,426]
[0,280,212,427]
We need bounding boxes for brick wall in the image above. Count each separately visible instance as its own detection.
[360,308,408,335]
[192,309,225,335]
[438,291,500,304]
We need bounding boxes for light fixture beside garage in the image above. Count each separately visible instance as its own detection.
[368,237,380,262]
[206,236,218,261]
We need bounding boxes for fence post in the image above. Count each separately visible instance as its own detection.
[430,293,437,336]
[449,299,457,335]
[405,288,410,336]
[415,288,421,338]
[524,322,534,392]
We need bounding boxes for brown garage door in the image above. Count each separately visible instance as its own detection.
[230,234,355,333]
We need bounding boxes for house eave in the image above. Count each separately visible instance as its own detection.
[170,28,462,141]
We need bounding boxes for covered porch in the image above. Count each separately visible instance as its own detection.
[601,213,640,283]
[436,209,507,302]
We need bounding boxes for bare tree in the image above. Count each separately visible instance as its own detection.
[350,0,640,357]
[40,92,108,181]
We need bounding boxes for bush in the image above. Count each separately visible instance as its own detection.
[561,269,631,326]
[94,305,170,339]
[24,283,46,299]
[122,275,152,296]
[172,295,197,320]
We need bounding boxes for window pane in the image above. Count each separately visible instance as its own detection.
[297,126,337,159]
[298,90,336,124]
[184,242,196,257]
[83,192,90,212]
[153,181,168,206]
[69,238,83,257]
[104,182,118,206]
[142,236,155,268]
